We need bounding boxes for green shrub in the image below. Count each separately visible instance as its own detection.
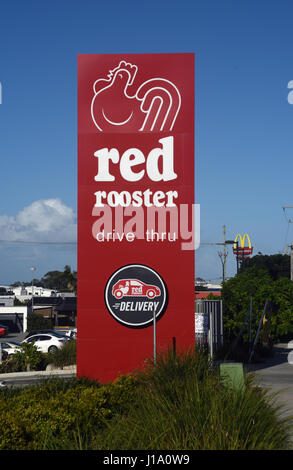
[0,375,138,450]
[94,349,293,450]
[13,342,47,372]
[0,349,291,450]
[47,339,76,369]
[0,357,21,373]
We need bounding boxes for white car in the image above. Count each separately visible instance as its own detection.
[0,341,22,357]
[22,333,68,353]
[64,328,77,340]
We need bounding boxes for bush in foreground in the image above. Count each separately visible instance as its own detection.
[94,349,293,450]
[0,348,291,450]
[0,375,138,450]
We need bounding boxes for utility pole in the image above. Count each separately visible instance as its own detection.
[223,225,227,282]
[30,266,36,314]
[282,207,293,280]
[218,225,228,284]
[291,244,293,281]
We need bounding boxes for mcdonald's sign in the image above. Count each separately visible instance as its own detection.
[233,234,253,260]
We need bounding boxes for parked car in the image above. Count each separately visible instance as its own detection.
[24,329,68,340]
[0,341,21,356]
[64,328,77,340]
[22,333,68,353]
[0,324,9,337]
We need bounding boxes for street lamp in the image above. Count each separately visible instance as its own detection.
[30,266,36,313]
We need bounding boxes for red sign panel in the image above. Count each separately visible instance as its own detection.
[78,54,195,382]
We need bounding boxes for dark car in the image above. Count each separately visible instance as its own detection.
[24,329,68,340]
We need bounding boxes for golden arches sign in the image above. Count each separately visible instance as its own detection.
[233,233,253,258]
[234,233,252,249]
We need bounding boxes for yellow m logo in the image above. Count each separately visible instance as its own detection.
[234,233,252,249]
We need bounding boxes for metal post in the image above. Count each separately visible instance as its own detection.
[0,342,2,364]
[209,308,214,361]
[236,241,239,274]
[220,300,224,346]
[218,226,228,285]
[153,307,157,366]
[291,244,293,281]
[223,225,227,282]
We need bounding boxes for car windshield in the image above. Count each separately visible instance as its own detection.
[28,330,66,338]
[47,331,66,337]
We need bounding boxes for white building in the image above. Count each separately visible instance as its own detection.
[11,286,57,302]
[0,296,14,307]
[195,279,222,291]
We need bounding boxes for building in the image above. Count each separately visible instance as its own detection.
[195,279,222,299]
[0,296,14,307]
[11,285,57,302]
[28,296,77,327]
[0,306,28,332]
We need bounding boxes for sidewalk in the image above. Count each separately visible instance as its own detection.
[0,365,76,381]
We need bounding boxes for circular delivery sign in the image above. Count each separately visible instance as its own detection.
[105,264,168,328]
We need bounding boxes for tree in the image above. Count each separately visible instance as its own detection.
[11,266,77,294]
[222,266,293,343]
[27,313,52,331]
[41,266,77,293]
[240,254,290,280]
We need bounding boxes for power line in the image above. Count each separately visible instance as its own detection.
[0,240,76,245]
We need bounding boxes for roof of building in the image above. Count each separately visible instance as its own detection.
[195,291,221,299]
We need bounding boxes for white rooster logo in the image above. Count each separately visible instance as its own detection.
[91,61,181,132]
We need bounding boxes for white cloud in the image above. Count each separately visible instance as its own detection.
[0,199,77,243]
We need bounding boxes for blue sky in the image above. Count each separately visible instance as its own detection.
[0,0,292,284]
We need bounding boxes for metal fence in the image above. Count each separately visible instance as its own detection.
[195,299,223,358]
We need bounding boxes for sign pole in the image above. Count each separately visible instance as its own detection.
[153,307,157,366]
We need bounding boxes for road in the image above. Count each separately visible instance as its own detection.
[246,344,293,419]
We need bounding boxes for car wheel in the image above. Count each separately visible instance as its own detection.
[114,289,123,299]
[48,346,58,353]
[146,289,156,299]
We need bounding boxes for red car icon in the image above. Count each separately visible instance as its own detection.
[112,279,161,299]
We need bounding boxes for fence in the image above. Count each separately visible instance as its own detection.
[195,299,223,358]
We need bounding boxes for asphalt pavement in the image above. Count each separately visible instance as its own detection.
[246,343,293,420]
